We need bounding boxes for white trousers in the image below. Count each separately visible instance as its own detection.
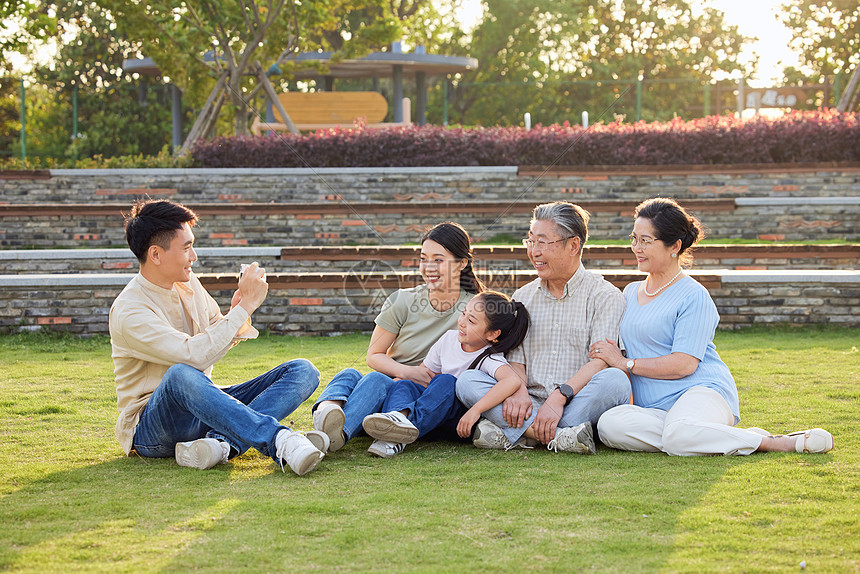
[597,386,763,456]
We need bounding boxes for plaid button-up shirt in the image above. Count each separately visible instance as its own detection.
[508,264,625,401]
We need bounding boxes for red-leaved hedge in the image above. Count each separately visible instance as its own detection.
[191,110,860,168]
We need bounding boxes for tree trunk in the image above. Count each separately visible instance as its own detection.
[837,63,860,112]
[232,96,251,136]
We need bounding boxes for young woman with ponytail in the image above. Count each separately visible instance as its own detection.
[312,222,483,453]
[361,291,531,458]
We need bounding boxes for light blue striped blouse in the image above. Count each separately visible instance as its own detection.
[620,276,740,422]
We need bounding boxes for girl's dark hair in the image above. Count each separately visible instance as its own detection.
[467,291,530,370]
[633,197,705,267]
[421,222,485,294]
[124,199,198,263]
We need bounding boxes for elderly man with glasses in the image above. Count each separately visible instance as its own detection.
[456,201,631,454]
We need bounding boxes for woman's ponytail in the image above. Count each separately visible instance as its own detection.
[460,260,486,294]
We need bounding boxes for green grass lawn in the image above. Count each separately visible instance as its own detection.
[1,328,858,573]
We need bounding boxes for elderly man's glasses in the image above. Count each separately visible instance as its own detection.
[522,236,574,250]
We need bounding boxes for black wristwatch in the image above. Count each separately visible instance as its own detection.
[558,384,575,406]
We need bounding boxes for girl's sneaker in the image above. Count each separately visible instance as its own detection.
[367,439,405,458]
[362,411,419,444]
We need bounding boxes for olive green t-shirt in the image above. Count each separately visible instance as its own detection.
[374,285,474,366]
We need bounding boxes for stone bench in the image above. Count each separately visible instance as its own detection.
[1,269,857,335]
[277,244,860,271]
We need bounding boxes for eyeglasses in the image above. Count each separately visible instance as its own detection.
[522,236,574,250]
[628,234,659,248]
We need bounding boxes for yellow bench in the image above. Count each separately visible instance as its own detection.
[251,91,412,134]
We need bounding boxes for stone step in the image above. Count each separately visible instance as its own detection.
[3,165,860,206]
[1,269,857,335]
[1,244,858,274]
[1,196,858,249]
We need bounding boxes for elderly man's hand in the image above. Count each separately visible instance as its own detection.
[532,397,564,444]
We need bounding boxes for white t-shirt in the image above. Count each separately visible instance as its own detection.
[422,330,509,379]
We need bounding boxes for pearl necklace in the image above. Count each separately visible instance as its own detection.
[643,269,684,297]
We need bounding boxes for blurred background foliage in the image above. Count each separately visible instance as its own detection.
[1,0,858,164]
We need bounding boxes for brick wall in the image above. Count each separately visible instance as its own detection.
[1,198,858,248]
[1,271,857,335]
[3,165,859,204]
[1,166,859,247]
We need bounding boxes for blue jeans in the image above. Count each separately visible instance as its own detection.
[313,368,398,441]
[133,359,320,463]
[381,374,467,441]
[456,367,631,445]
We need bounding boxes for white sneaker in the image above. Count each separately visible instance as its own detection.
[175,438,229,470]
[313,403,346,452]
[362,411,419,444]
[547,422,596,455]
[367,439,406,458]
[275,430,324,476]
[301,430,331,454]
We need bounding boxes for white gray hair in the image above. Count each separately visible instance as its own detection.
[532,202,589,252]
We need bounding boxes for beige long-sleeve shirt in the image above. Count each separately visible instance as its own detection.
[109,273,257,454]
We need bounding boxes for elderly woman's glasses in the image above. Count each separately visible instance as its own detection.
[628,234,658,248]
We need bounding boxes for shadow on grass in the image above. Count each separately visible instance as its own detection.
[0,439,772,573]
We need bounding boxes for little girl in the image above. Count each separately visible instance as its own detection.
[361,291,530,457]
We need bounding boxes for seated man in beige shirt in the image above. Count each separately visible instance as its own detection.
[110,199,325,476]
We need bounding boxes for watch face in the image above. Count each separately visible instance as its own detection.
[626,360,635,369]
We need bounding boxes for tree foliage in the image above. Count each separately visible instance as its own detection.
[0,77,21,158]
[0,0,57,67]
[439,0,750,125]
[19,2,177,159]
[779,0,860,109]
[96,0,409,135]
[780,0,859,77]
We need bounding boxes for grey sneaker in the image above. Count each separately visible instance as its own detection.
[275,430,324,476]
[175,438,229,470]
[313,403,346,452]
[362,411,419,444]
[547,422,596,454]
[473,419,512,450]
[301,430,331,454]
[367,439,406,458]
